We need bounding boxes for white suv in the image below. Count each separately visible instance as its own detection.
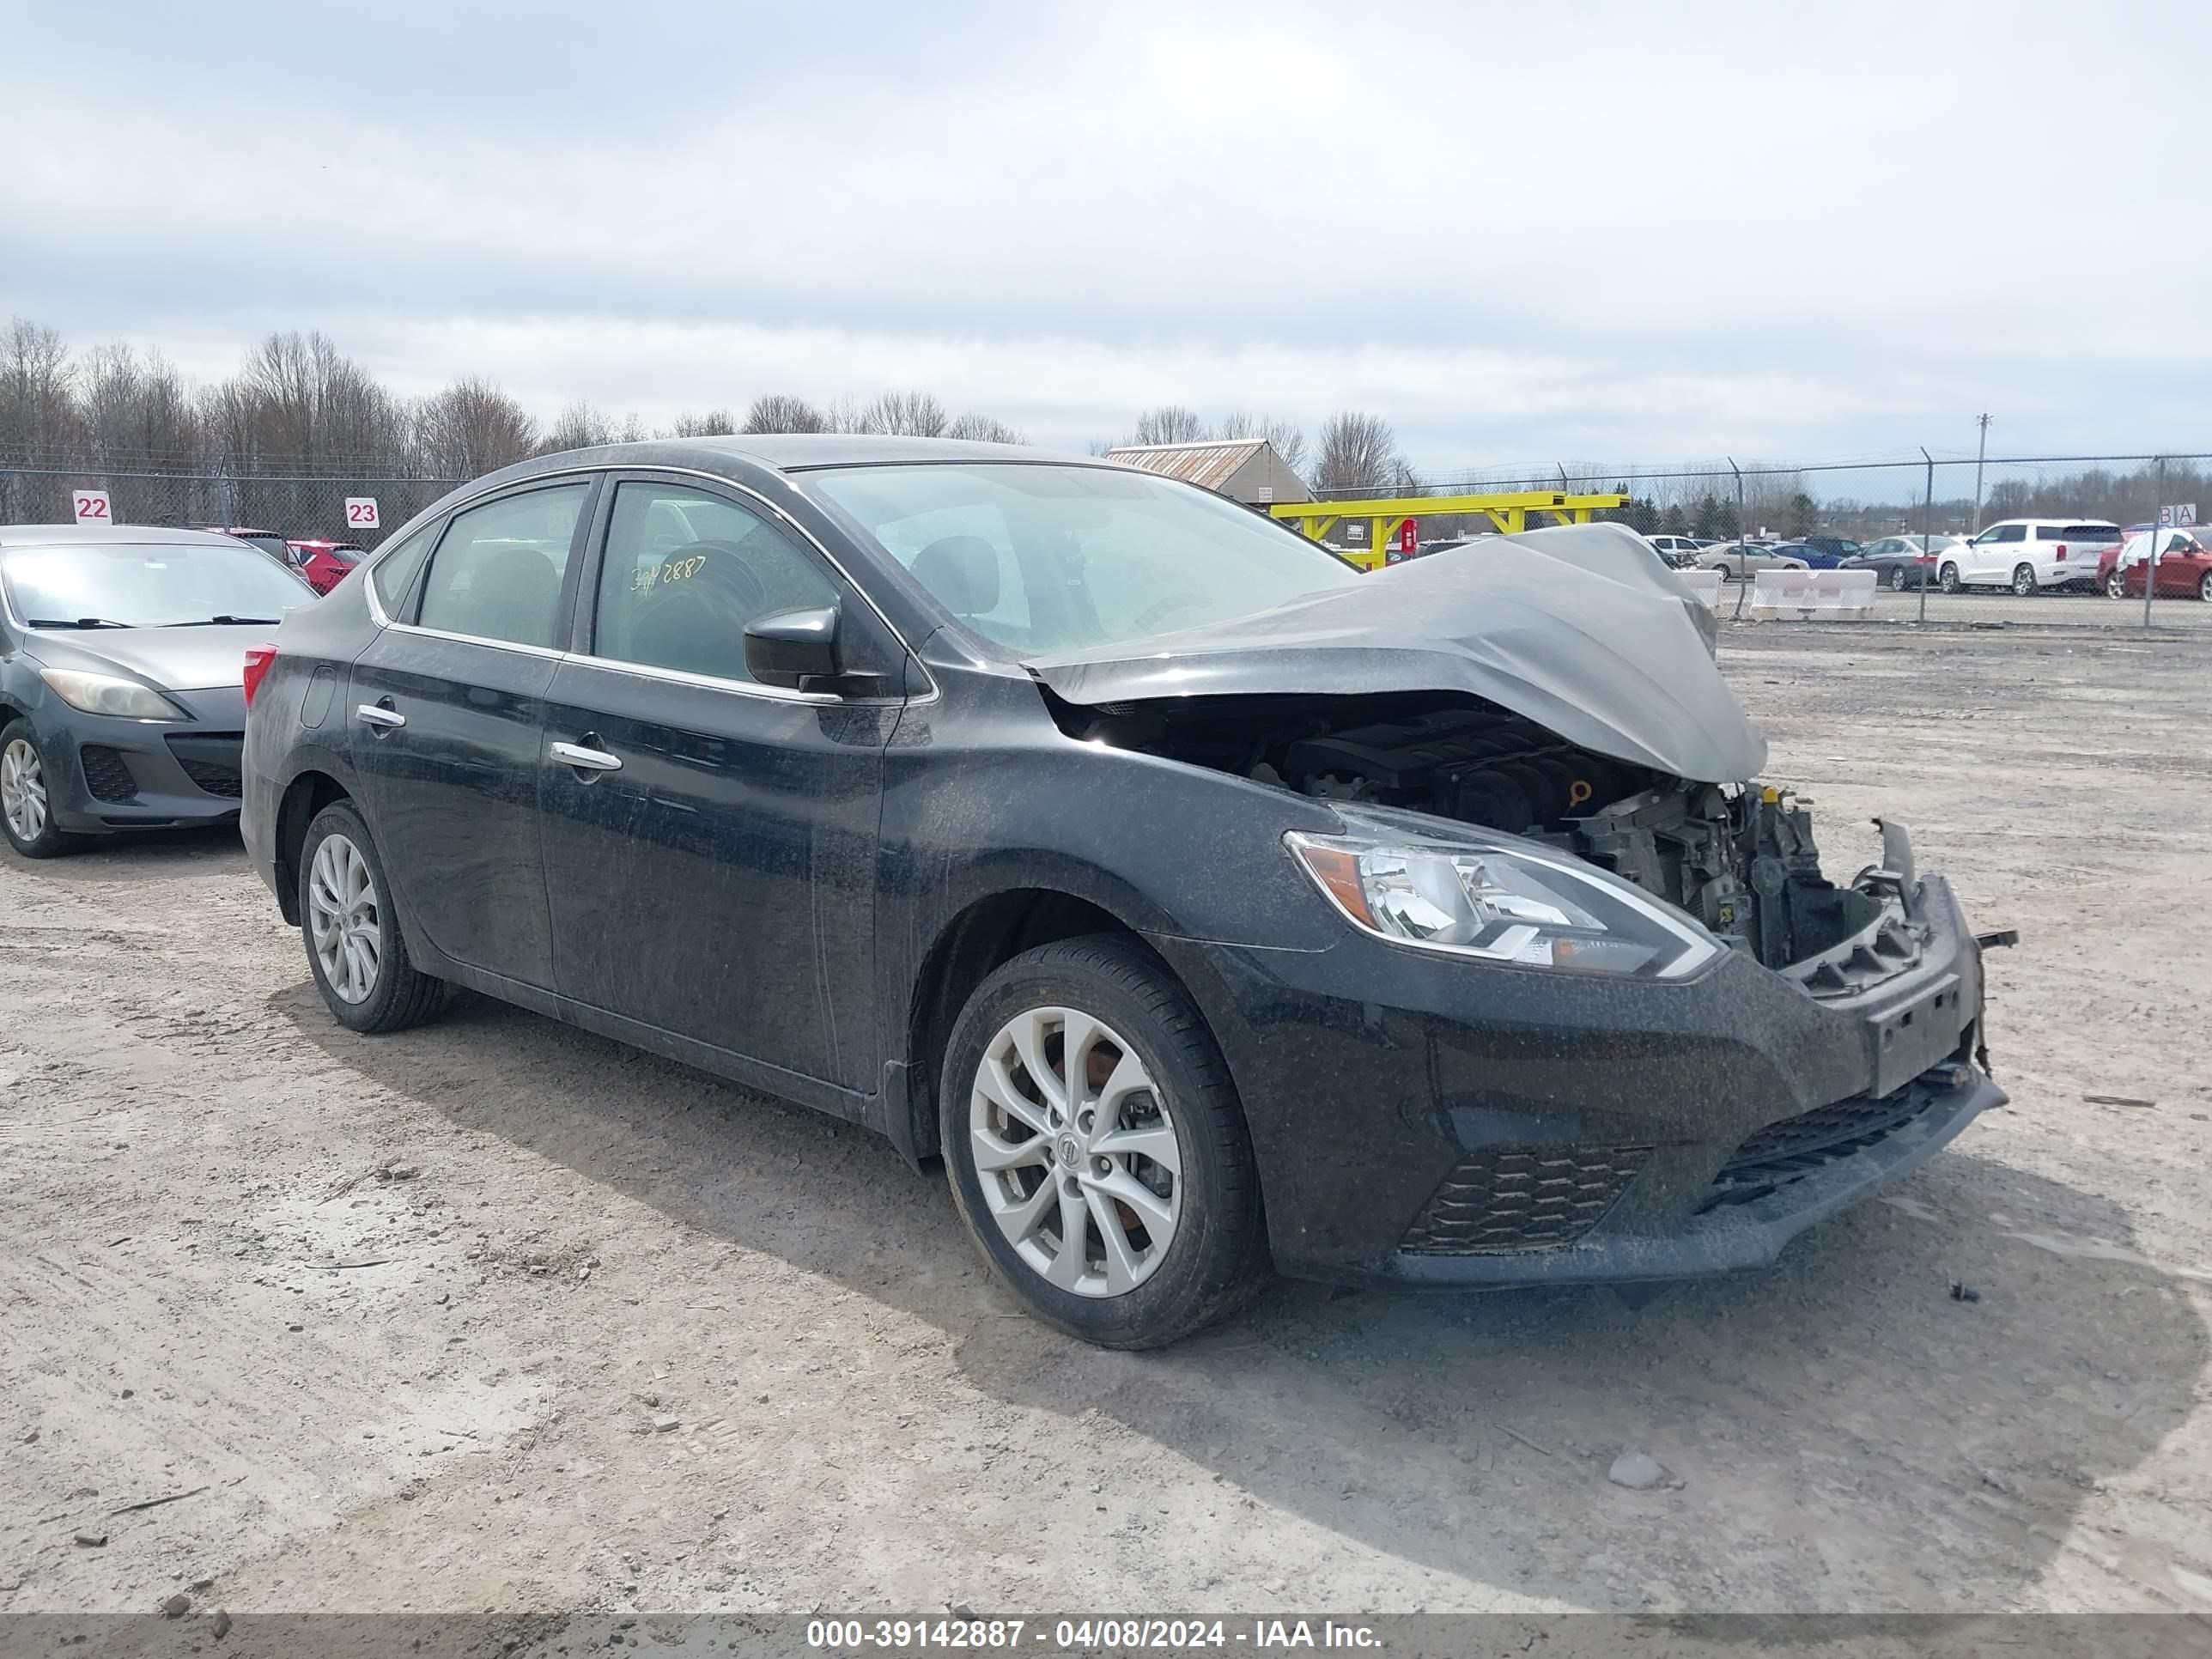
[1939,519,2123,595]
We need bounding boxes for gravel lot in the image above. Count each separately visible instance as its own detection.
[4,622,2210,1625]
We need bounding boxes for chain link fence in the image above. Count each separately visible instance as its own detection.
[0,466,461,550]
[8,452,2206,629]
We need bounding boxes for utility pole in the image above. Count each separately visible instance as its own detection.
[1971,413,1991,532]
[1918,447,1934,626]
[2145,456,2164,630]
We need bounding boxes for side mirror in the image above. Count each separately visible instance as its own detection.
[744,605,842,691]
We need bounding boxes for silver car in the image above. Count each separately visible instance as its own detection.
[0,525,315,857]
[1698,540,1811,580]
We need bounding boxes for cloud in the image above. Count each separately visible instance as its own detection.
[6,0,2207,468]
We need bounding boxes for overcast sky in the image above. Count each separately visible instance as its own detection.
[6,1,2205,471]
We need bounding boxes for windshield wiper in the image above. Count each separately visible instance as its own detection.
[26,617,132,629]
[161,615,283,627]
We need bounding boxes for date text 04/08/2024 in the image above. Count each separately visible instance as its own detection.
[805,1619,1383,1650]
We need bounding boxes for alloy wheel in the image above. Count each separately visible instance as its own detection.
[1888,566,1906,591]
[2012,563,2036,596]
[2,738,48,844]
[308,833,383,1004]
[1940,564,1960,593]
[2108,574,2126,599]
[968,1005,1182,1297]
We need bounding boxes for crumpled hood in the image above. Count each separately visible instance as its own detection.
[1024,520,1767,784]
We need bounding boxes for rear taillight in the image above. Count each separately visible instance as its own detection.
[243,644,278,709]
[2054,543,2069,561]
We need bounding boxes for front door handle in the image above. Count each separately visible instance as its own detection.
[550,739,623,774]
[356,702,405,730]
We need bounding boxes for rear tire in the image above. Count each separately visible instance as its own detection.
[2107,571,2126,599]
[2011,562,2038,597]
[0,721,89,860]
[940,934,1268,1349]
[1940,562,1961,593]
[298,799,446,1034]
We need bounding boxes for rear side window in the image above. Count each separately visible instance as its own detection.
[2061,524,2120,541]
[591,481,839,683]
[369,526,434,613]
[415,483,589,648]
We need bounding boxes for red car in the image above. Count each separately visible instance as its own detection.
[283,538,367,594]
[2102,527,2212,601]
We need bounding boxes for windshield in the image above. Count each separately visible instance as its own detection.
[2,540,313,627]
[805,462,1361,654]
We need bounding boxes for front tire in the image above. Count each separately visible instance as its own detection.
[2011,562,2038,597]
[0,722,88,860]
[1940,562,1962,593]
[2107,571,2127,599]
[1887,565,1907,591]
[298,800,446,1033]
[940,934,1268,1349]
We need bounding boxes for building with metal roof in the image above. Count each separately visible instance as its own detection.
[1101,438,1311,506]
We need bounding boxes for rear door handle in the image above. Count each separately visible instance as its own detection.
[355,703,405,730]
[550,740,622,774]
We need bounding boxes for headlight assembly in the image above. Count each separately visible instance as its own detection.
[1285,829,1722,980]
[39,667,189,721]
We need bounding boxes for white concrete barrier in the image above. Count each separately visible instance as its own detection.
[1675,568,1724,610]
[1747,568,1877,619]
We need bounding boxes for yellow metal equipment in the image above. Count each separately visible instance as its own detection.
[1272,489,1630,571]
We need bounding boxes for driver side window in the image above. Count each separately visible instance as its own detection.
[592,482,839,684]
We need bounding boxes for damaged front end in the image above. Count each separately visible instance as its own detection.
[1023,523,2008,1283]
[1022,522,1959,992]
[1042,684,1925,988]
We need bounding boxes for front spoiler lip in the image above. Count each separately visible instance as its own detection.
[1382,1067,2005,1288]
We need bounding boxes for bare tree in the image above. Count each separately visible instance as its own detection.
[860,390,951,437]
[666,408,736,437]
[742,393,830,434]
[540,400,617,453]
[1213,411,1307,476]
[1313,411,1402,495]
[0,318,78,465]
[945,412,1024,444]
[204,330,404,471]
[416,378,538,477]
[81,343,198,467]
[1127,405,1206,446]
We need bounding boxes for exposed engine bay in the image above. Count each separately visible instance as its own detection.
[1048,689,1926,983]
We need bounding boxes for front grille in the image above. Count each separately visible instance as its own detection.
[78,745,138,803]
[1401,1145,1650,1255]
[166,733,243,799]
[1704,1073,1949,1209]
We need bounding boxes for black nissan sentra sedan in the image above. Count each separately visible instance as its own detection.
[2,525,315,857]
[240,436,2006,1347]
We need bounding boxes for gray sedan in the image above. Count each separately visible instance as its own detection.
[0,525,315,857]
[1839,534,1967,591]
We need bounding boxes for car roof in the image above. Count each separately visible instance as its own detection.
[1982,516,2119,527]
[488,433,1078,483]
[0,523,255,550]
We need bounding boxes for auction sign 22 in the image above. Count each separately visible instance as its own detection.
[72,488,113,526]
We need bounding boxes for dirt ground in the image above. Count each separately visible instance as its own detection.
[4,620,2211,1625]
